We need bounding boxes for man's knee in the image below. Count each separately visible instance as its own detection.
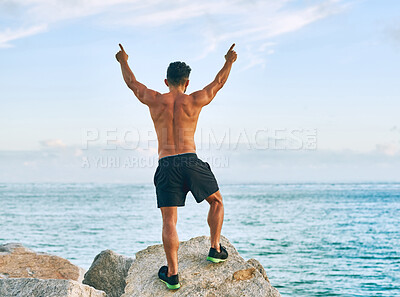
[162,216,177,231]
[206,190,223,206]
[163,221,176,231]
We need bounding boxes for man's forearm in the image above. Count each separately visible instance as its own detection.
[119,61,137,87]
[214,61,233,87]
[119,60,148,100]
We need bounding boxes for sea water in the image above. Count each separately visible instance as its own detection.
[0,183,399,296]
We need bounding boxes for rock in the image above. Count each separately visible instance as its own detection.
[0,243,84,282]
[0,278,106,297]
[232,267,256,281]
[122,235,281,297]
[83,249,134,297]
[247,258,270,283]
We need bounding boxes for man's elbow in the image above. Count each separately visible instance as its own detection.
[128,82,142,94]
[213,83,224,96]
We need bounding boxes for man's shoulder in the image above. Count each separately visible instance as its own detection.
[189,89,208,102]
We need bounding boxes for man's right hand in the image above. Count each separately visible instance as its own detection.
[116,43,129,63]
[225,43,237,63]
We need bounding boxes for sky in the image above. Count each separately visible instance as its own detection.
[1,0,399,183]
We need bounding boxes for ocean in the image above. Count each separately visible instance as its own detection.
[0,183,399,296]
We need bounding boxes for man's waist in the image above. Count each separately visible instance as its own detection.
[158,152,198,165]
[158,147,197,159]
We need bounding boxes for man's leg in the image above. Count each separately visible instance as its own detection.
[206,190,224,252]
[160,206,179,276]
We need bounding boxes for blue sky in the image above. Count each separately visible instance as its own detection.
[1,0,399,182]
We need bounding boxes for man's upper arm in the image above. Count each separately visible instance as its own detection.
[191,80,222,107]
[128,80,160,106]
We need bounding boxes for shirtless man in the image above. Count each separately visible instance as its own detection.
[116,43,237,290]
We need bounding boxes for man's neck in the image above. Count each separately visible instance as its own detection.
[168,85,186,94]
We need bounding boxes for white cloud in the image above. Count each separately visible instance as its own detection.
[376,143,400,156]
[203,0,349,68]
[40,139,67,148]
[23,161,37,167]
[24,0,138,23]
[1,0,350,68]
[0,0,134,47]
[1,145,400,183]
[116,2,229,27]
[0,24,47,48]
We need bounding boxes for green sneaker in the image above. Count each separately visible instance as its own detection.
[207,244,228,263]
[158,266,180,290]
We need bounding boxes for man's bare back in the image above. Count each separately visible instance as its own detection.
[147,91,200,158]
[116,44,237,159]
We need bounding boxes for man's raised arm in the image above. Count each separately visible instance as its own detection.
[116,44,159,106]
[192,43,237,106]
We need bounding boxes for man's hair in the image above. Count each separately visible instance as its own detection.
[167,61,191,86]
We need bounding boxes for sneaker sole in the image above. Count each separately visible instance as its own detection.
[160,279,181,290]
[207,256,227,263]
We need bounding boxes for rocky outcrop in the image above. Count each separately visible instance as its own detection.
[83,249,134,297]
[122,235,281,297]
[0,243,85,282]
[0,237,280,297]
[0,278,106,297]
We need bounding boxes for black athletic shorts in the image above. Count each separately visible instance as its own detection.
[154,153,219,208]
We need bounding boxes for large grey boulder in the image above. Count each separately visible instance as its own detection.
[0,278,106,297]
[83,249,134,297]
[122,236,281,297]
[0,243,85,282]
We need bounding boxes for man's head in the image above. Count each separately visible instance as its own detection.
[165,61,191,92]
